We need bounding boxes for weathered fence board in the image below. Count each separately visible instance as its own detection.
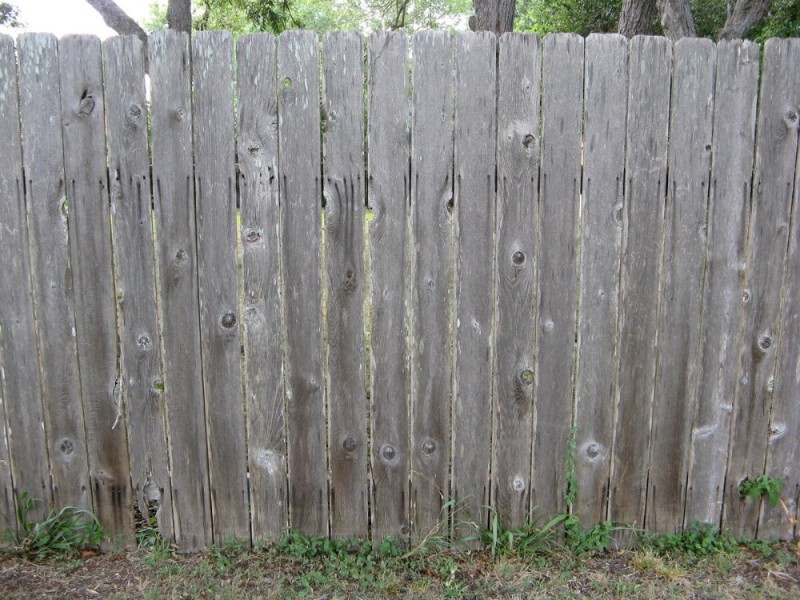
[493,33,541,530]
[573,33,627,527]
[646,38,715,534]
[322,31,369,539]
[0,34,50,521]
[761,72,800,537]
[452,30,496,539]
[609,36,672,540]
[533,33,584,520]
[149,30,212,550]
[192,30,250,543]
[17,33,91,512]
[278,30,328,536]
[367,30,411,544]
[103,35,173,540]
[725,38,800,539]
[236,33,287,542]
[684,40,759,528]
[59,34,133,539]
[410,30,454,538]
[3,31,800,547]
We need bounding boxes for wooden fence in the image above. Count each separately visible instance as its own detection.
[0,29,798,550]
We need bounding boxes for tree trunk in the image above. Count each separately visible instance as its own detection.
[657,0,697,39]
[619,0,659,37]
[720,0,772,39]
[471,0,516,34]
[84,0,147,44]
[167,0,192,34]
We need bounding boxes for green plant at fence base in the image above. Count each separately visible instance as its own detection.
[2,492,105,560]
[638,522,739,557]
[738,475,783,507]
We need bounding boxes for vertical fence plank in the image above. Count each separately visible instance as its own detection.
[574,33,627,527]
[726,38,800,539]
[322,32,368,539]
[103,35,173,540]
[493,33,541,530]
[609,36,671,539]
[685,40,759,529]
[278,30,328,537]
[533,33,584,520]
[59,34,133,541]
[237,33,287,542]
[645,38,715,534]
[761,88,800,538]
[451,30,496,539]
[149,30,212,550]
[17,33,91,512]
[0,34,50,520]
[410,30,454,538]
[367,31,411,544]
[192,30,250,543]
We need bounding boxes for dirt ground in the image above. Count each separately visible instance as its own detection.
[1,540,798,599]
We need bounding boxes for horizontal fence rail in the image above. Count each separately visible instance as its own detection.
[0,30,798,549]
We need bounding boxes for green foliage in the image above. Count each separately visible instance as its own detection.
[0,2,23,28]
[751,0,800,41]
[3,492,105,560]
[638,522,739,557]
[515,0,621,35]
[738,475,783,508]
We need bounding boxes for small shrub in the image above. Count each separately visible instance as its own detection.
[739,475,783,508]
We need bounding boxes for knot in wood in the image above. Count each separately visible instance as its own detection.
[757,333,772,352]
[77,94,95,116]
[511,250,525,266]
[137,334,152,352]
[784,108,799,129]
[128,103,142,119]
[512,477,525,492]
[521,133,535,149]
[342,437,358,452]
[380,443,397,461]
[59,438,74,455]
[245,229,262,243]
[520,369,534,386]
[421,439,436,455]
[221,312,237,329]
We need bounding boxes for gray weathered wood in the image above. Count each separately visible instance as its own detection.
[410,30,454,538]
[493,33,541,530]
[278,30,328,537]
[684,40,759,529]
[237,33,287,542]
[322,31,368,539]
[103,35,173,540]
[646,38,715,534]
[192,30,250,543]
[533,33,583,521]
[367,30,411,544]
[0,365,13,529]
[148,30,212,550]
[0,34,50,520]
[573,33,627,527]
[761,65,800,537]
[17,33,91,512]
[609,35,672,539]
[59,34,133,541]
[451,30,496,540]
[725,38,800,539]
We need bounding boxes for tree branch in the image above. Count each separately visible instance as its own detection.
[84,0,147,44]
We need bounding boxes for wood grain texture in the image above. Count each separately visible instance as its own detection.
[410,30,454,538]
[609,35,672,540]
[533,33,583,521]
[760,55,800,536]
[103,35,173,541]
[493,33,541,530]
[192,30,249,543]
[574,33,627,526]
[322,32,368,539]
[278,30,328,537]
[646,38,715,534]
[149,30,212,550]
[685,40,759,529]
[725,38,799,539]
[237,33,287,542]
[0,34,50,520]
[59,34,133,541]
[17,33,91,512]
[451,30,496,539]
[367,31,411,544]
